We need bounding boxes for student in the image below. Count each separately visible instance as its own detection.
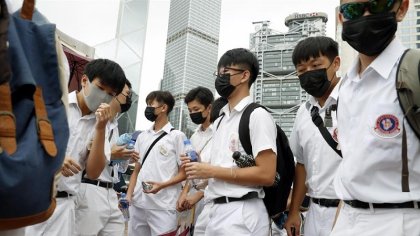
[127,91,187,236]
[185,48,277,235]
[25,59,126,236]
[75,80,139,236]
[284,36,342,236]
[331,1,420,235]
[176,86,214,234]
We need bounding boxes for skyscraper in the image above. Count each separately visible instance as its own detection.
[397,0,420,49]
[250,13,328,136]
[161,0,222,136]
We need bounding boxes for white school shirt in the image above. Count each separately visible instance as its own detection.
[190,124,213,163]
[289,82,341,199]
[206,96,277,200]
[132,122,187,210]
[334,38,420,203]
[57,91,97,195]
[93,119,120,183]
[190,124,213,194]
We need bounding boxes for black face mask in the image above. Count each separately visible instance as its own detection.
[120,96,132,113]
[215,74,236,99]
[342,12,397,56]
[298,68,331,98]
[190,112,206,125]
[144,106,158,122]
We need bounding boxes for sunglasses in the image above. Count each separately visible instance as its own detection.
[340,0,398,20]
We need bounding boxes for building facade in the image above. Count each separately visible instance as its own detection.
[397,0,420,49]
[250,13,328,136]
[160,0,222,136]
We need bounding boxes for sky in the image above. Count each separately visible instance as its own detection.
[9,0,340,130]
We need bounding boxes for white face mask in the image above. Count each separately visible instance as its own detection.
[82,80,113,112]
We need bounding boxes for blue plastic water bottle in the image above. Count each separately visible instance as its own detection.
[119,193,130,222]
[184,139,199,162]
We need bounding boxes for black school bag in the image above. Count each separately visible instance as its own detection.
[239,103,295,219]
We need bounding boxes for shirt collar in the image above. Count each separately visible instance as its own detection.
[68,91,78,105]
[368,38,405,80]
[345,38,405,82]
[305,79,341,111]
[196,124,213,134]
[221,96,252,115]
[148,122,174,134]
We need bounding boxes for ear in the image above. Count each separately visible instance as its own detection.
[338,12,344,25]
[333,56,341,72]
[81,75,89,88]
[396,0,409,22]
[240,70,251,85]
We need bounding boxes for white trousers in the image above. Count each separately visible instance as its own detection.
[25,197,76,236]
[205,198,269,236]
[128,206,177,236]
[304,202,336,236]
[330,202,420,236]
[193,202,212,236]
[271,222,287,236]
[75,183,124,236]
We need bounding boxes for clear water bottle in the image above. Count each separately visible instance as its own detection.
[119,193,130,222]
[116,133,132,146]
[126,139,135,150]
[184,139,199,162]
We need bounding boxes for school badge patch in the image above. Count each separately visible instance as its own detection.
[373,114,401,138]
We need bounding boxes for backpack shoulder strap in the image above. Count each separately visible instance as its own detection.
[310,106,342,157]
[238,103,264,155]
[141,128,174,166]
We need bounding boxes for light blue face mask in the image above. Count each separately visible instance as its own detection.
[82,80,113,112]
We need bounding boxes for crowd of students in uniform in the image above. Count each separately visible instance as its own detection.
[4,0,420,235]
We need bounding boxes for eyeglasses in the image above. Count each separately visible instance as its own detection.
[213,67,245,77]
[339,0,397,20]
[115,92,132,105]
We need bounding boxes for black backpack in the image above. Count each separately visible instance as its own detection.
[239,103,295,219]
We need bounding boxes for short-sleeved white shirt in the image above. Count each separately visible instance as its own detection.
[132,122,187,210]
[334,38,420,203]
[190,124,213,163]
[290,83,341,199]
[94,120,121,183]
[206,96,277,200]
[57,91,97,195]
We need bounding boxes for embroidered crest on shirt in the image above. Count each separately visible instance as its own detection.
[373,114,401,138]
[159,144,169,156]
[229,133,239,153]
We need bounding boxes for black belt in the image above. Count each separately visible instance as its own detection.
[344,200,420,209]
[214,191,259,204]
[312,198,340,208]
[56,191,72,198]
[82,178,114,189]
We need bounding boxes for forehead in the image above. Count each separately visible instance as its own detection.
[187,99,205,108]
[297,55,329,66]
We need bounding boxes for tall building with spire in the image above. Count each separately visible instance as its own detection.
[160,0,222,136]
[250,13,328,136]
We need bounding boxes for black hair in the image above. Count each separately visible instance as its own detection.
[145,90,175,114]
[184,86,214,107]
[292,36,338,66]
[83,58,126,94]
[210,97,228,123]
[125,79,132,89]
[217,48,259,87]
